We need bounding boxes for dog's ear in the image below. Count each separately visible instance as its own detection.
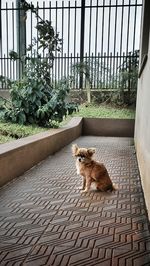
[72,144,79,156]
[87,148,96,157]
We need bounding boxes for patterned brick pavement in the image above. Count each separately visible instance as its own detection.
[0,136,150,266]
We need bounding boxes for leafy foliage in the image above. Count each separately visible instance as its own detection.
[1,1,77,127]
[72,58,108,103]
[2,73,77,127]
[72,51,139,106]
[0,75,12,90]
[118,50,139,105]
[72,58,111,89]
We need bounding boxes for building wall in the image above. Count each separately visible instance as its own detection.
[134,0,150,218]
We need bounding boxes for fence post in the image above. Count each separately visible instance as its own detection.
[128,53,131,104]
[80,0,85,89]
[16,0,26,79]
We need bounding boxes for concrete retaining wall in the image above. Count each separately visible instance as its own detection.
[83,118,135,137]
[0,117,134,187]
[0,117,82,187]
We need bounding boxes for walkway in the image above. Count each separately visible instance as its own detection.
[0,136,150,266]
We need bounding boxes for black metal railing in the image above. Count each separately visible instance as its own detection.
[0,0,142,91]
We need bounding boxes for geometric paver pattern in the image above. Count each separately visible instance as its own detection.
[0,136,150,266]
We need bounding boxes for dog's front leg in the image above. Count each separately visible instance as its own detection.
[82,177,86,190]
[83,177,91,192]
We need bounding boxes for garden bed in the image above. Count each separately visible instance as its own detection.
[0,103,135,144]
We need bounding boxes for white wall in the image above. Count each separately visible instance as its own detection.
[135,27,150,219]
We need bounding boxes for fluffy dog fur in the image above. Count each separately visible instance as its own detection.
[72,144,114,192]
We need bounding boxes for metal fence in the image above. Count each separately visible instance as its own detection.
[0,0,142,91]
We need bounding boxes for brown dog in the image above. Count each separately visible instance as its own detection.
[72,144,114,192]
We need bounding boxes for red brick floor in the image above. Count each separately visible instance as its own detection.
[0,136,150,266]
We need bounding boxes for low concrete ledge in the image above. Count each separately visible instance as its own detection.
[0,117,83,187]
[0,117,135,187]
[82,118,135,137]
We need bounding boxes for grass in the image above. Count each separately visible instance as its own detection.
[0,103,135,144]
[75,104,135,119]
[0,134,14,144]
[61,103,135,126]
[0,122,45,144]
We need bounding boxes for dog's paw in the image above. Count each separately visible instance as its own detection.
[81,189,88,193]
[79,186,84,190]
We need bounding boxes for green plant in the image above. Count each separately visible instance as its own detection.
[72,58,112,104]
[115,50,139,105]
[71,51,139,106]
[1,1,77,127]
[0,75,12,90]
[2,76,77,127]
[72,61,91,103]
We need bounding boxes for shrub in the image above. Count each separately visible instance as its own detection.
[1,1,77,127]
[3,73,77,127]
